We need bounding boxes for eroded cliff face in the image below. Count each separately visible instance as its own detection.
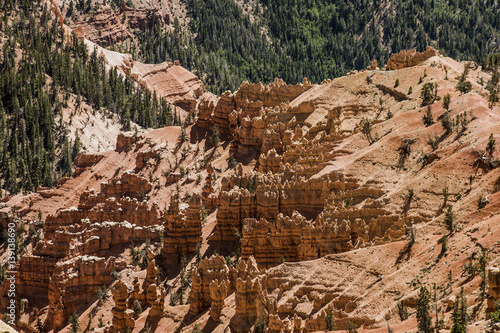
[189,255,234,318]
[162,193,202,263]
[488,264,500,312]
[71,4,169,46]
[209,166,407,269]
[128,61,212,112]
[14,169,161,331]
[47,256,127,330]
[2,48,500,333]
[197,79,313,151]
[386,46,439,70]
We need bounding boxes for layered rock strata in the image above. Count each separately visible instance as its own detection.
[231,257,263,332]
[47,256,126,330]
[386,46,439,70]
[202,163,217,209]
[241,203,405,268]
[189,256,261,329]
[197,79,313,142]
[488,265,500,312]
[110,280,135,333]
[0,170,161,331]
[189,255,233,315]
[162,194,202,263]
[212,164,407,267]
[72,4,169,46]
[212,172,336,243]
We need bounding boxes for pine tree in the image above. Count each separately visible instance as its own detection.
[443,93,451,111]
[325,311,335,331]
[421,82,436,106]
[35,318,45,333]
[450,288,467,333]
[210,125,221,147]
[71,132,81,160]
[61,133,72,177]
[361,118,374,144]
[487,133,496,157]
[451,296,463,333]
[68,314,80,333]
[423,106,434,127]
[444,205,454,233]
[478,249,489,302]
[416,286,432,333]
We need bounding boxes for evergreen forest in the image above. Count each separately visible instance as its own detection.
[135,0,500,94]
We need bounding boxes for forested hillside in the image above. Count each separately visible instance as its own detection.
[0,0,177,195]
[135,0,500,93]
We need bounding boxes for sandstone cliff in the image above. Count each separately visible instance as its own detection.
[71,4,169,46]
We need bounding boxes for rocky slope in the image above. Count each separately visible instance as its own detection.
[0,45,499,333]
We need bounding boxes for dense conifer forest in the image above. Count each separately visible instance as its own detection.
[0,0,177,195]
[135,0,500,94]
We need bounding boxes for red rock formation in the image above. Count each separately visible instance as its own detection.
[386,46,439,70]
[0,169,161,331]
[165,172,182,184]
[111,280,135,333]
[130,61,210,112]
[47,256,126,331]
[234,254,384,332]
[209,279,229,321]
[202,164,217,209]
[4,41,499,333]
[147,283,166,317]
[189,255,232,315]
[212,91,237,133]
[136,148,160,170]
[100,171,153,199]
[231,257,262,333]
[73,152,104,168]
[197,97,218,129]
[116,132,142,152]
[241,213,305,267]
[212,172,333,243]
[367,59,378,70]
[71,5,168,46]
[198,79,313,149]
[212,163,408,268]
[488,265,500,312]
[241,205,405,268]
[130,276,146,307]
[211,187,256,243]
[145,249,158,294]
[258,149,282,173]
[162,194,202,263]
